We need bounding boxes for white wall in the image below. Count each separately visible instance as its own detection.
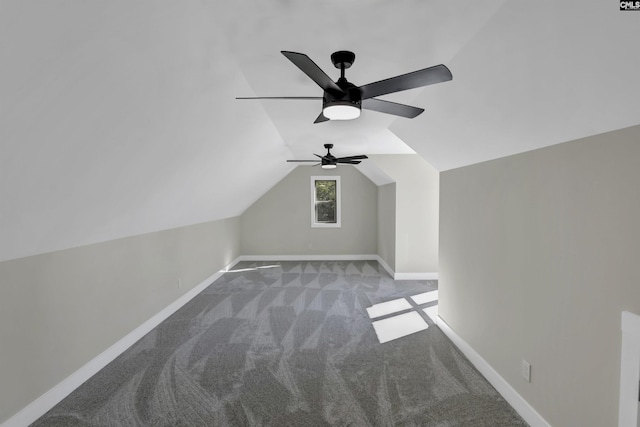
[0,217,240,424]
[0,2,294,264]
[377,183,396,271]
[240,165,378,256]
[369,154,439,274]
[439,125,640,427]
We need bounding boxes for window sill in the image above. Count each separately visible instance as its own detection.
[311,222,341,228]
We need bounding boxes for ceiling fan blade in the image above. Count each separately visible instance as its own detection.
[281,51,344,95]
[236,96,322,100]
[314,153,331,162]
[357,64,452,100]
[361,98,424,118]
[336,155,368,161]
[287,160,319,162]
[337,160,361,165]
[314,113,330,124]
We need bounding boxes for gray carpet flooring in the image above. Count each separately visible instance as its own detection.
[32,260,527,426]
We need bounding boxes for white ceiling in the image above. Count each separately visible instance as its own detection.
[1,0,639,261]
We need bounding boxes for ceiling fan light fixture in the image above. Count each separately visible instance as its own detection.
[323,101,361,120]
[321,163,337,169]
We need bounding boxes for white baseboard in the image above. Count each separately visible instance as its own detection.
[374,256,438,281]
[436,316,551,427]
[237,255,438,281]
[1,257,243,427]
[237,254,379,262]
[393,272,439,280]
[375,256,395,278]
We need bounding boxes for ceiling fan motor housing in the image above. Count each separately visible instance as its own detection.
[322,51,362,120]
[323,78,361,119]
[321,143,337,167]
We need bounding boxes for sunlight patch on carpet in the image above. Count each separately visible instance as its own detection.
[423,304,439,323]
[410,290,438,305]
[366,298,412,319]
[371,311,428,343]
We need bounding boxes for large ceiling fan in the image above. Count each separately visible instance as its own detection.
[287,144,367,169]
[237,50,452,123]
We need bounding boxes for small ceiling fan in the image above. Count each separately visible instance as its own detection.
[287,144,367,169]
[237,50,452,123]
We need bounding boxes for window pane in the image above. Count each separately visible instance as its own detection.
[315,180,336,223]
[315,180,335,201]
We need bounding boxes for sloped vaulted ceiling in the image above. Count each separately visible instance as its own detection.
[1,0,639,262]
[392,1,640,170]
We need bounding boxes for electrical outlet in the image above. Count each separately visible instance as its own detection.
[521,360,531,382]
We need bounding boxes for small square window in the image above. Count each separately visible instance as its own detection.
[311,176,341,228]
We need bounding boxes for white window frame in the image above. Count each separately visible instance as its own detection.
[311,176,341,228]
